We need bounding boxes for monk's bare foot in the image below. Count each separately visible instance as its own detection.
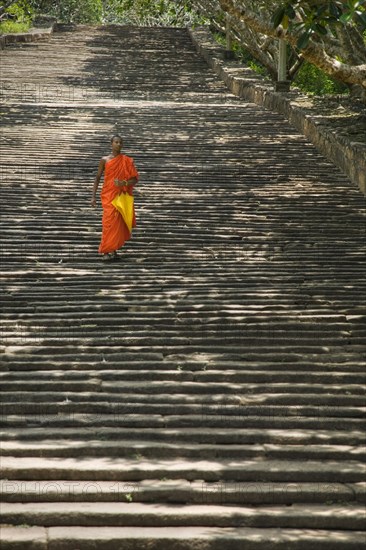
[102,253,114,261]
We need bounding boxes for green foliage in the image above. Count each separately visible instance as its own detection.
[272,0,366,50]
[293,61,349,95]
[232,46,269,77]
[1,0,205,26]
[213,31,271,78]
[27,0,103,24]
[4,1,33,22]
[213,30,349,96]
[101,0,207,26]
[0,1,33,34]
[0,20,30,34]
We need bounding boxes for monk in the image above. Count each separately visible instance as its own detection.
[92,135,139,261]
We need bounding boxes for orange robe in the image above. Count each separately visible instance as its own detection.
[98,154,139,254]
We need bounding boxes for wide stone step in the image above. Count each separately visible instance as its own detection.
[1,502,365,530]
[1,384,364,400]
[2,456,365,483]
[1,383,364,399]
[2,359,365,372]
[1,426,364,446]
[1,21,365,546]
[1,368,365,383]
[2,479,364,505]
[1,402,364,424]
[1,399,364,418]
[2,331,361,345]
[2,414,364,432]
[1,364,365,377]
[1,439,364,461]
[0,317,355,330]
[2,337,354,351]
[1,525,364,549]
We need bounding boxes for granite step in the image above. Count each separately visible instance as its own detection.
[1,456,365,483]
[1,22,365,549]
[1,526,365,550]
[1,502,365,530]
[1,439,365,461]
[1,426,364,445]
[2,478,364,505]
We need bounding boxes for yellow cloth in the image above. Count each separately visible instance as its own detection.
[111,192,135,232]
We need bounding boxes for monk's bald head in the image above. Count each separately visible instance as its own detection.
[111,135,123,144]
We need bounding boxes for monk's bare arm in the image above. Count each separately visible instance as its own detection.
[115,159,139,189]
[91,158,106,207]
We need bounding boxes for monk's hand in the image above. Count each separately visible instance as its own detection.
[115,178,129,188]
[91,197,97,207]
[115,179,128,193]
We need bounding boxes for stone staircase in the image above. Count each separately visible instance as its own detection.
[0,24,365,549]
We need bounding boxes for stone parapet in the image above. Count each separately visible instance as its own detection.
[188,26,366,196]
[0,16,56,50]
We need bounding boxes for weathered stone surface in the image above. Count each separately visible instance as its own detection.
[2,526,364,550]
[0,479,360,505]
[188,26,366,196]
[46,526,366,550]
[2,456,365,483]
[0,19,55,50]
[0,527,47,549]
[0,24,365,549]
[1,502,365,529]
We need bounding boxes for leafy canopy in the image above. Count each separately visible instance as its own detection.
[272,0,366,49]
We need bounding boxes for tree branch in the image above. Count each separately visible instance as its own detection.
[219,0,366,89]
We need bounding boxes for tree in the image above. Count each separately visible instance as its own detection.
[101,0,203,26]
[189,0,306,80]
[218,0,366,94]
[1,1,103,24]
[0,1,32,21]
